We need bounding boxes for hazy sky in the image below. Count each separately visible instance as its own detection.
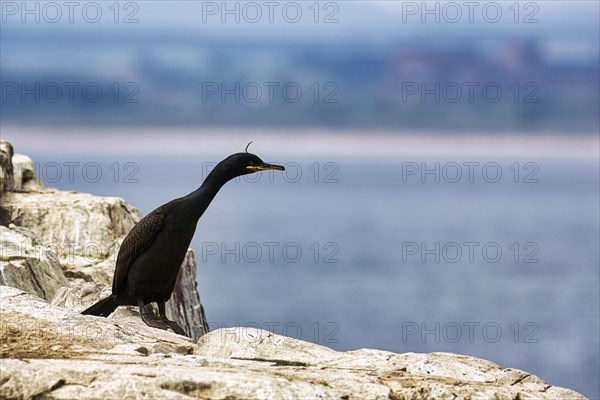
[2,0,598,42]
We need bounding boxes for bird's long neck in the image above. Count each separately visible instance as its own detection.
[186,169,235,220]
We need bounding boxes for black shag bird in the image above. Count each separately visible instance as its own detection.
[82,150,284,335]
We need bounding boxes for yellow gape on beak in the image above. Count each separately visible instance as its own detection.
[246,163,285,172]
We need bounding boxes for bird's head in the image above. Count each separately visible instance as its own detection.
[207,149,284,185]
[220,152,285,177]
[206,142,285,184]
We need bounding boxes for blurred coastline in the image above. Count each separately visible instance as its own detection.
[3,127,598,160]
[2,34,598,131]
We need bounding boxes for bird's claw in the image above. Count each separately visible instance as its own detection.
[140,312,188,337]
[141,313,170,330]
[167,320,188,337]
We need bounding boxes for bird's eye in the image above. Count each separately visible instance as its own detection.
[248,161,254,166]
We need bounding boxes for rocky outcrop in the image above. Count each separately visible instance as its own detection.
[165,249,210,339]
[11,153,39,191]
[0,140,208,340]
[0,225,69,301]
[50,251,209,339]
[0,286,587,400]
[1,190,141,274]
[0,141,587,399]
[0,141,15,193]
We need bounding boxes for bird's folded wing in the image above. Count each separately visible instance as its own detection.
[112,207,166,295]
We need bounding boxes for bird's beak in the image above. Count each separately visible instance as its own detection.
[246,163,285,172]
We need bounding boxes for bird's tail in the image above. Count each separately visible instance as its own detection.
[81,296,118,317]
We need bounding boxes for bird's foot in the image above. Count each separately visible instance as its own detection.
[165,319,188,337]
[139,311,188,337]
[140,313,171,331]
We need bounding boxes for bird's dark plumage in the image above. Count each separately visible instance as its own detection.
[82,152,284,336]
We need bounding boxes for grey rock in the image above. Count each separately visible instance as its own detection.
[1,286,194,357]
[52,257,210,341]
[195,328,587,399]
[51,281,112,311]
[0,225,69,301]
[195,324,338,365]
[1,190,141,262]
[0,140,14,193]
[12,153,43,191]
[165,249,210,340]
[0,287,587,400]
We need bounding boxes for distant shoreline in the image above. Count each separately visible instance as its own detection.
[2,126,598,160]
